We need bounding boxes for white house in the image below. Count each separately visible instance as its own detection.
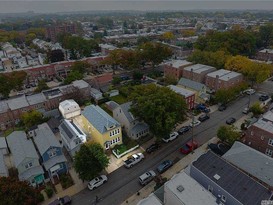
[59,99,81,119]
[59,119,87,157]
[90,88,103,101]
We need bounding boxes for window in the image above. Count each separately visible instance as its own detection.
[25,162,33,169]
[261,136,264,140]
[265,148,273,157]
[115,130,117,134]
[49,150,57,158]
[221,195,226,202]
[251,131,254,136]
[268,139,273,146]
[208,185,213,193]
[118,129,120,134]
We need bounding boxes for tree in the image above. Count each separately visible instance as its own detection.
[0,177,42,205]
[34,80,49,93]
[214,88,234,105]
[217,125,240,146]
[21,110,45,129]
[74,143,109,181]
[64,70,83,85]
[249,102,264,117]
[259,23,273,48]
[48,49,65,63]
[132,70,143,81]
[129,84,187,139]
[161,31,175,42]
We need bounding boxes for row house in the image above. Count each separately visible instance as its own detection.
[256,49,273,62]
[244,110,273,158]
[168,85,195,109]
[205,69,243,91]
[0,80,91,131]
[164,60,193,81]
[182,64,216,83]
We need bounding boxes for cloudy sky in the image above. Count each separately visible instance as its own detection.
[0,1,272,13]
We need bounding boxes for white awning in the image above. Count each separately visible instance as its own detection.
[50,164,60,173]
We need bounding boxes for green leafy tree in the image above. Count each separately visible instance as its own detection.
[129,84,187,139]
[0,177,42,205]
[217,125,240,146]
[48,49,65,63]
[132,70,143,81]
[214,88,234,105]
[34,80,49,93]
[21,110,45,129]
[64,70,83,85]
[259,23,273,48]
[74,143,109,181]
[249,102,264,117]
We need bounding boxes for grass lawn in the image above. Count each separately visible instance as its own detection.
[110,95,128,104]
[113,144,128,155]
[100,103,113,116]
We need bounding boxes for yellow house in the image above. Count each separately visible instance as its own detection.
[81,105,122,150]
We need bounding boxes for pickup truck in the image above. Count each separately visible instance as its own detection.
[124,153,144,168]
[179,140,198,154]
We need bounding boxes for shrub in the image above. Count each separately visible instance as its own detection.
[45,186,53,198]
[60,174,74,189]
[37,193,45,202]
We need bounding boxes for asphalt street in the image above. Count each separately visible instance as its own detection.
[72,93,260,205]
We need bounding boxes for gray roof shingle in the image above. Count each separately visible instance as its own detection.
[82,105,120,134]
[6,131,39,168]
[119,102,134,123]
[192,151,272,205]
[19,165,44,181]
[43,155,67,170]
[223,141,273,188]
[178,78,208,92]
[0,152,8,177]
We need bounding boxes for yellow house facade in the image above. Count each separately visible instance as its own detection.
[81,104,122,150]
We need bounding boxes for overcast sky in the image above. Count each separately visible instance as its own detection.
[0,1,272,13]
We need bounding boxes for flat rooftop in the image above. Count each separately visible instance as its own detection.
[166,60,192,69]
[206,69,241,81]
[184,64,216,74]
[192,151,272,205]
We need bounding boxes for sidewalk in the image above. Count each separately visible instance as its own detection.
[120,137,219,205]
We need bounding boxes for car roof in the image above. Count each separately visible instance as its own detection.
[186,140,198,146]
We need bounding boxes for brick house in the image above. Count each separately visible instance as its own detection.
[205,69,243,91]
[168,85,195,109]
[244,111,273,158]
[182,64,216,83]
[164,60,193,81]
[256,49,273,62]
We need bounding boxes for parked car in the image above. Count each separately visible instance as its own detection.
[88,175,108,190]
[48,196,72,205]
[202,107,211,113]
[189,120,201,127]
[157,160,173,173]
[218,104,227,111]
[244,89,255,95]
[208,143,231,156]
[139,170,156,186]
[198,114,210,122]
[242,107,249,114]
[124,153,144,168]
[178,126,191,135]
[195,103,206,111]
[162,132,179,143]
[226,117,236,125]
[146,143,160,153]
[179,140,198,154]
[259,94,269,101]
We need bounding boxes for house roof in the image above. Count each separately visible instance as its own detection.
[59,99,80,114]
[206,69,241,81]
[0,101,9,114]
[72,80,89,89]
[168,85,195,98]
[43,155,67,170]
[137,194,162,205]
[223,141,273,188]
[192,151,272,205]
[178,78,207,91]
[82,105,120,134]
[0,152,8,177]
[33,123,61,155]
[7,95,29,110]
[6,131,39,168]
[253,118,273,133]
[165,171,217,205]
[19,165,44,181]
[166,60,192,69]
[105,101,119,111]
[26,93,46,105]
[183,64,216,74]
[0,137,7,149]
[131,123,149,135]
[59,119,86,143]
[119,102,135,123]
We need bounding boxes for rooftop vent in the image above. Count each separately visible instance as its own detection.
[177,185,184,192]
[213,174,221,180]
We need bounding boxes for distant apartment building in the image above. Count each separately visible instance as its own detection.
[46,24,77,42]
[0,80,91,131]
[182,64,216,83]
[205,69,243,91]
[168,85,195,109]
[164,60,193,80]
[244,110,273,158]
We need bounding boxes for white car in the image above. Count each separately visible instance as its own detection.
[88,175,108,190]
[189,120,201,127]
[244,89,255,95]
[162,132,179,143]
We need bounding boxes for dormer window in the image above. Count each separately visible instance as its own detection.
[25,162,33,169]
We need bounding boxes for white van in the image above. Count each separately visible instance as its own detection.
[139,170,156,186]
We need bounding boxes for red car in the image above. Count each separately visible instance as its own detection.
[179,140,198,154]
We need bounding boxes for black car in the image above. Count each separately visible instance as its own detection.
[226,117,236,125]
[178,126,191,135]
[146,143,160,153]
[48,196,72,205]
[259,95,269,101]
[198,114,210,122]
[208,143,231,156]
[218,104,227,111]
